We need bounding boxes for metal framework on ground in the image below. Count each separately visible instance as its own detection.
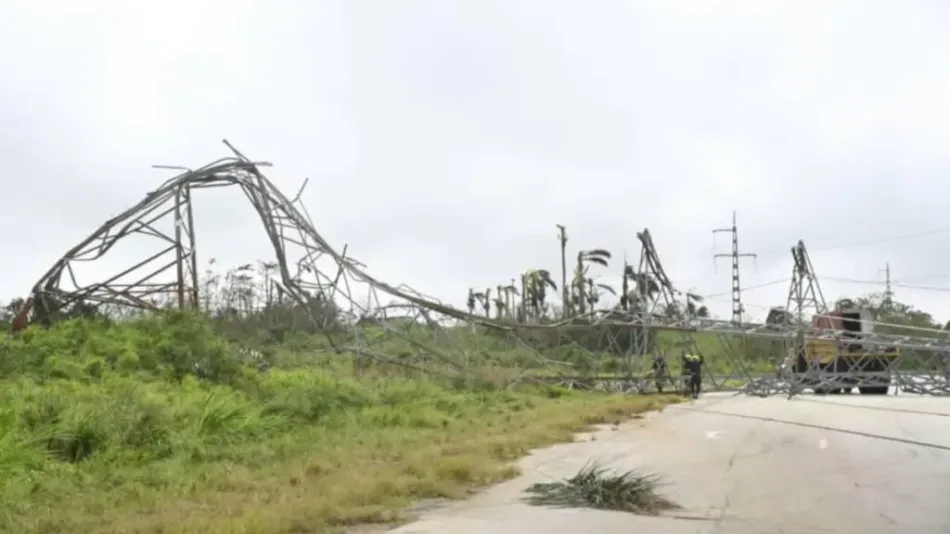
[11,144,950,398]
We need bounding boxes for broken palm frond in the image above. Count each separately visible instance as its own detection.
[523,462,679,515]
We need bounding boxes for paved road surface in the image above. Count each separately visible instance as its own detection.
[385,392,950,534]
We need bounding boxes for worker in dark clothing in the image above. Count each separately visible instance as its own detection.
[651,355,670,393]
[682,352,704,399]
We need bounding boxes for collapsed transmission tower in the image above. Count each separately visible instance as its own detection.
[634,230,702,371]
[9,141,640,382]
[785,240,828,324]
[14,141,341,331]
[13,142,950,398]
[738,240,950,397]
[631,229,754,390]
[11,142,500,369]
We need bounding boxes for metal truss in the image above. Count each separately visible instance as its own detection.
[510,239,950,397]
[11,144,950,398]
[13,140,348,333]
[704,240,950,398]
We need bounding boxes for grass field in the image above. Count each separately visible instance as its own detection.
[0,312,680,534]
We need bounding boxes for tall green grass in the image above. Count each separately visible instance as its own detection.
[0,312,675,533]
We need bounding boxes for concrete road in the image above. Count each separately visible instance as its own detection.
[386,393,950,534]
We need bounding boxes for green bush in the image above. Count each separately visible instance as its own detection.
[0,311,244,383]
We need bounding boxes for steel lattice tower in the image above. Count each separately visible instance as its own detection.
[713,211,757,325]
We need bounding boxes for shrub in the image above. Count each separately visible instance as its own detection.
[0,312,244,384]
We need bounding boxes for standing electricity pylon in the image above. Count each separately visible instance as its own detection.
[879,262,893,309]
[713,211,757,325]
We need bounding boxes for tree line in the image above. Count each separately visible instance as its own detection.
[0,259,341,345]
[466,224,710,323]
[2,253,948,342]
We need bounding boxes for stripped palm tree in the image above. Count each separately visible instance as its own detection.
[466,287,485,332]
[520,273,529,320]
[495,283,519,320]
[524,269,558,321]
[573,249,611,315]
[507,281,520,319]
[620,264,632,312]
[472,287,491,318]
[685,292,709,319]
[585,278,616,311]
[467,288,477,315]
[494,285,506,319]
[619,264,659,314]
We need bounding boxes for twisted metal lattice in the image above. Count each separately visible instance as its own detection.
[13,141,950,398]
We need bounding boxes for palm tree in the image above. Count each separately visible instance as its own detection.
[468,288,492,317]
[619,264,659,313]
[572,248,611,315]
[506,282,520,319]
[685,292,709,319]
[585,278,616,310]
[523,269,557,321]
[620,264,632,311]
[556,224,569,314]
[493,283,519,320]
[520,273,528,320]
[494,285,506,319]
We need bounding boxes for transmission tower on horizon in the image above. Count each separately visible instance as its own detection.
[713,211,757,325]
[879,262,893,308]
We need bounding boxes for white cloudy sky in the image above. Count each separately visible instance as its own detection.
[3,0,950,324]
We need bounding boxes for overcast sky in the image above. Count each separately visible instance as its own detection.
[3,0,950,324]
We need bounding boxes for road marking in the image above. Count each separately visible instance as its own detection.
[819,438,828,449]
[706,430,723,439]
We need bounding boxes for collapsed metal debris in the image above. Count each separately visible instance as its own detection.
[13,142,950,397]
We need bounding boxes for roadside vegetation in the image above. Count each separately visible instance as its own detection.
[0,301,677,534]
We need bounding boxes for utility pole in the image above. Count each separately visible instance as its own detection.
[879,262,893,309]
[556,224,569,316]
[713,211,757,325]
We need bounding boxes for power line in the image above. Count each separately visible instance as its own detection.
[894,273,950,283]
[701,278,788,300]
[755,225,950,257]
[822,276,950,293]
[811,226,950,251]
